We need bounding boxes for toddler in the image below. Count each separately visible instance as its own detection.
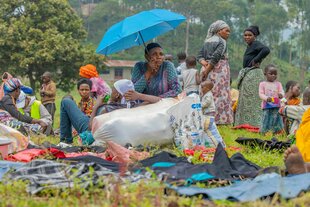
[259,64,284,134]
[182,56,200,96]
[200,80,215,117]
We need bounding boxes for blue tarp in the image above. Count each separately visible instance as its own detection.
[172,173,310,202]
[0,161,25,181]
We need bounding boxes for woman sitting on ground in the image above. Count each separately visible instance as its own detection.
[60,79,136,144]
[124,43,181,103]
[0,78,47,134]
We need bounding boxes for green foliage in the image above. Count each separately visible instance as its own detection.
[0,0,104,92]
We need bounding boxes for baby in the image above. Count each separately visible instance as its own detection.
[200,80,215,117]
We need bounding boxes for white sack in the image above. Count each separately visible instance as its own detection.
[92,98,178,146]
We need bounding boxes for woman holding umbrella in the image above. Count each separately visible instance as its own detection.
[197,20,233,125]
[234,26,270,127]
[124,43,181,103]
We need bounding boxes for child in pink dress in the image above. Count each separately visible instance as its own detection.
[259,64,284,134]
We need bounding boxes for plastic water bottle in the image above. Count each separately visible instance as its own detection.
[191,132,201,146]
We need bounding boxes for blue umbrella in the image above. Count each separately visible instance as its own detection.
[96,9,186,55]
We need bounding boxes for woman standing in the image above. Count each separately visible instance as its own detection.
[197,20,233,125]
[235,26,270,127]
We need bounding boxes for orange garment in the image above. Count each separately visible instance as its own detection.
[0,72,13,100]
[79,64,99,79]
[295,108,310,162]
[287,97,301,106]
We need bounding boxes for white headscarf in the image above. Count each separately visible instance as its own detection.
[113,79,135,104]
[205,20,229,42]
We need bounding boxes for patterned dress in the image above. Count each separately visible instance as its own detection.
[132,61,181,98]
[207,59,233,124]
[235,68,265,127]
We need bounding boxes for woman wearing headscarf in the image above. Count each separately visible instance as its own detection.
[124,42,181,103]
[0,78,47,134]
[235,26,270,127]
[79,64,112,98]
[0,72,13,100]
[197,20,233,125]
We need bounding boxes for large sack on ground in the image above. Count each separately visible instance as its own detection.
[0,123,29,154]
[92,98,178,146]
[168,94,225,149]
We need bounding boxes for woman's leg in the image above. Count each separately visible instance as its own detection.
[60,98,89,143]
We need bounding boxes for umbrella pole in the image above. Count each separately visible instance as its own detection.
[138,31,146,48]
[139,31,149,55]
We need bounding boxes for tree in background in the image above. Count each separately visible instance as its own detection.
[0,0,103,92]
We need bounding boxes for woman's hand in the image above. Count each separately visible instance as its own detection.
[200,59,209,68]
[266,97,272,102]
[251,61,260,68]
[278,93,283,99]
[200,64,213,81]
[124,90,140,101]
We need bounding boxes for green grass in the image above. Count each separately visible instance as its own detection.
[0,91,309,206]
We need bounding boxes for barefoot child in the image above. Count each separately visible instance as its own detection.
[259,64,284,134]
[200,80,215,117]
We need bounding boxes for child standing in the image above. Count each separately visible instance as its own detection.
[200,80,215,117]
[182,56,200,96]
[259,64,284,134]
[40,72,56,125]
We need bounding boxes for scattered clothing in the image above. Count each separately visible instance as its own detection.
[132,61,181,98]
[27,141,106,153]
[0,160,24,181]
[6,148,66,162]
[5,159,116,194]
[172,173,310,202]
[232,124,259,133]
[140,144,260,182]
[235,68,264,127]
[235,137,290,151]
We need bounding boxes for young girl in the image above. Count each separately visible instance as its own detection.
[282,80,301,134]
[259,64,284,134]
[284,81,301,106]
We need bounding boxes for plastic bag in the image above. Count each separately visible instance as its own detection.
[168,94,224,149]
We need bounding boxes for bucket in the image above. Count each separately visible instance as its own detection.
[0,138,12,159]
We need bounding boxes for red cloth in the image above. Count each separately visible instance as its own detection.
[6,148,108,162]
[232,124,260,133]
[5,148,65,162]
[183,146,242,162]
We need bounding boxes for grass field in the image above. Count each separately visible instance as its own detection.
[0,91,309,206]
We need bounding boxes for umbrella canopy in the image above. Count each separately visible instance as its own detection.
[96,9,186,55]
